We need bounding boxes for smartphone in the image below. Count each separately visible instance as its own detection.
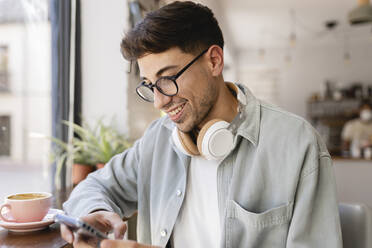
[54,213,108,240]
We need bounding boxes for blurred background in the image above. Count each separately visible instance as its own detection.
[0,0,371,207]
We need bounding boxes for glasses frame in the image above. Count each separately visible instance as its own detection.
[136,48,209,102]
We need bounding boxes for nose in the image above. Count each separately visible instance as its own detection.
[153,88,172,110]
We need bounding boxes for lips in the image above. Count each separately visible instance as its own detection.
[167,103,186,121]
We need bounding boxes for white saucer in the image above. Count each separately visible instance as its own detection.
[0,208,64,232]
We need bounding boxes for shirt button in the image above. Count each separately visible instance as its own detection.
[176,189,182,197]
[160,229,167,237]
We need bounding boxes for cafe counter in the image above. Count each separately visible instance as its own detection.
[332,157,372,207]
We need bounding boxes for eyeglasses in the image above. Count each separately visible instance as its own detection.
[136,49,208,102]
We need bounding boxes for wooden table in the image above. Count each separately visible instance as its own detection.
[0,223,71,248]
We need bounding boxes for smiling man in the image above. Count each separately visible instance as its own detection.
[61,1,342,247]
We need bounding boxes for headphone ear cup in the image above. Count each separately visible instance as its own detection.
[197,119,224,156]
[177,129,200,156]
[197,119,233,160]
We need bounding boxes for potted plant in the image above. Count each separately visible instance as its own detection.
[50,121,98,186]
[50,120,131,186]
[92,122,131,169]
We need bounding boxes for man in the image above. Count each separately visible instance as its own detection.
[61,1,342,247]
[341,100,372,157]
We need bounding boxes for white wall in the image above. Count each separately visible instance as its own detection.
[80,0,130,134]
[192,0,239,82]
[24,22,51,163]
[238,41,372,118]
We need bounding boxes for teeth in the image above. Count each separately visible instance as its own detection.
[169,105,184,116]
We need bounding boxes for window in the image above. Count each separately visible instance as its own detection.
[0,115,10,156]
[0,45,9,92]
[0,0,51,199]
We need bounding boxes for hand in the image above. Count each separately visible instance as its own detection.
[101,239,160,248]
[60,211,127,247]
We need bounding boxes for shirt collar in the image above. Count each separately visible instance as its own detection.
[162,83,261,146]
[235,84,260,146]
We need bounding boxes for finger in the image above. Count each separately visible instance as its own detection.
[60,224,74,244]
[113,221,127,239]
[73,239,92,248]
[80,214,110,232]
[101,239,161,248]
[74,239,97,248]
[101,239,138,248]
[73,231,100,248]
[103,213,127,239]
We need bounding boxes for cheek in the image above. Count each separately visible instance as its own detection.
[176,68,210,108]
[182,78,208,100]
[176,81,195,102]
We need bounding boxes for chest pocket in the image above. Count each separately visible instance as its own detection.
[226,200,293,248]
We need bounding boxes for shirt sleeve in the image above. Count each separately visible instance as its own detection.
[63,137,142,219]
[286,147,343,247]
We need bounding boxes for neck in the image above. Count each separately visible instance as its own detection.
[197,79,239,129]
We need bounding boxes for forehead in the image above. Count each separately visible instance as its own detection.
[137,47,192,78]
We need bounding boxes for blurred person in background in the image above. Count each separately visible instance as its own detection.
[342,100,372,158]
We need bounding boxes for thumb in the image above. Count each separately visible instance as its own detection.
[60,224,74,243]
[113,221,127,239]
[106,214,127,239]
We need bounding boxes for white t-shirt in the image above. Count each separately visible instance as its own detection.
[171,156,221,248]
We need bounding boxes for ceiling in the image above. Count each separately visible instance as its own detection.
[220,0,372,51]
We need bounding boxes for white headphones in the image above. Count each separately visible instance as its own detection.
[172,83,246,160]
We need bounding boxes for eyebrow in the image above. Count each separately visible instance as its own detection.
[140,65,179,81]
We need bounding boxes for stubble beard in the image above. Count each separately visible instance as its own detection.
[178,82,218,133]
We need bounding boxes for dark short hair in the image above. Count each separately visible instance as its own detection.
[120,1,224,60]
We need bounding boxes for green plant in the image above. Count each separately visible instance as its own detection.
[50,120,131,171]
[49,121,98,186]
[89,121,131,164]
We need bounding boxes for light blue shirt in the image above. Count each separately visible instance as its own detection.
[64,84,342,247]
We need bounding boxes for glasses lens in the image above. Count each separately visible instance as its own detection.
[157,78,177,96]
[136,85,154,102]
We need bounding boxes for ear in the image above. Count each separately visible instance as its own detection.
[206,45,224,77]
